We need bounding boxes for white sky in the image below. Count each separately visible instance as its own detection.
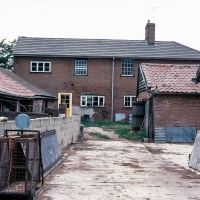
[1,0,200,51]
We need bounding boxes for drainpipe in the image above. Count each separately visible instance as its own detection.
[111,57,115,121]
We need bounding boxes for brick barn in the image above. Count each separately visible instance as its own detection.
[13,21,200,121]
[138,63,200,142]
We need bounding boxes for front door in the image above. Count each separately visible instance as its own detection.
[58,93,72,117]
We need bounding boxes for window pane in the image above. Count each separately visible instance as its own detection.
[81,96,86,106]
[32,66,37,71]
[61,95,66,103]
[99,97,104,106]
[38,63,44,71]
[32,62,37,67]
[45,63,50,71]
[93,97,98,106]
[87,96,92,106]
[31,62,37,71]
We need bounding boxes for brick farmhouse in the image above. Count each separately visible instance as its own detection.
[13,21,200,122]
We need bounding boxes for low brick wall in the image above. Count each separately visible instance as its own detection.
[0,115,81,150]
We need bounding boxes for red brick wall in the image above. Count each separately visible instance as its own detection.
[153,94,200,129]
[14,57,200,121]
[14,57,138,120]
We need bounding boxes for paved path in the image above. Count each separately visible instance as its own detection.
[36,140,200,200]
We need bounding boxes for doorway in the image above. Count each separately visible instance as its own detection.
[58,93,72,117]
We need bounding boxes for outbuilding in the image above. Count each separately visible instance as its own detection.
[137,63,200,143]
[0,67,57,119]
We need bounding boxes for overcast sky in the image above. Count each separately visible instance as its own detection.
[1,0,200,51]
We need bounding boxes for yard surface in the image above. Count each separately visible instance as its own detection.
[35,127,200,200]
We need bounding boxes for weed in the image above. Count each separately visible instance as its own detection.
[83,121,147,142]
[88,132,111,140]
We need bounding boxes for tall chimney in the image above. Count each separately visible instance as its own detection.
[145,20,155,44]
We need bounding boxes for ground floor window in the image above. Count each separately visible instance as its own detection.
[81,95,105,107]
[124,96,136,107]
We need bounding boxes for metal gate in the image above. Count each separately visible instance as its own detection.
[0,130,43,199]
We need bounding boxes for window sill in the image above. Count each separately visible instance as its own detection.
[81,106,105,108]
[30,72,51,74]
[74,74,88,76]
[120,74,134,77]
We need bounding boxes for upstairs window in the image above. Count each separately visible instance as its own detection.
[124,96,136,107]
[121,59,133,76]
[75,59,88,75]
[30,61,51,72]
[81,95,105,107]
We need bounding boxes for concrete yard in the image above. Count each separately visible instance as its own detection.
[36,138,200,200]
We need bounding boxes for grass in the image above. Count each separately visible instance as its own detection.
[88,132,111,140]
[82,121,147,142]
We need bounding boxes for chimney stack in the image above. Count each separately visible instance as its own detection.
[145,20,155,44]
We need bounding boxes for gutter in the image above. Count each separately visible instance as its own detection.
[13,53,200,61]
[111,57,115,122]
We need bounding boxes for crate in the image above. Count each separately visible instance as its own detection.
[0,130,43,199]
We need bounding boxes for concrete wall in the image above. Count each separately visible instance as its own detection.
[189,130,200,172]
[0,115,81,150]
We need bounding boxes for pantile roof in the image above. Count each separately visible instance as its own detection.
[140,63,200,94]
[0,67,56,99]
[13,37,200,60]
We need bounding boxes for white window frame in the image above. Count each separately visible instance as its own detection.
[75,59,88,75]
[81,95,105,107]
[121,59,134,76]
[30,61,51,72]
[124,96,136,107]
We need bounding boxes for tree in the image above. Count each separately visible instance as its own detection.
[0,39,16,70]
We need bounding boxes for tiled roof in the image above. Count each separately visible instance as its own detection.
[13,37,200,60]
[0,67,56,99]
[140,63,200,94]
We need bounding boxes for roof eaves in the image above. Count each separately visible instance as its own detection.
[13,53,200,60]
[149,91,200,95]
[0,91,29,99]
[31,95,57,100]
